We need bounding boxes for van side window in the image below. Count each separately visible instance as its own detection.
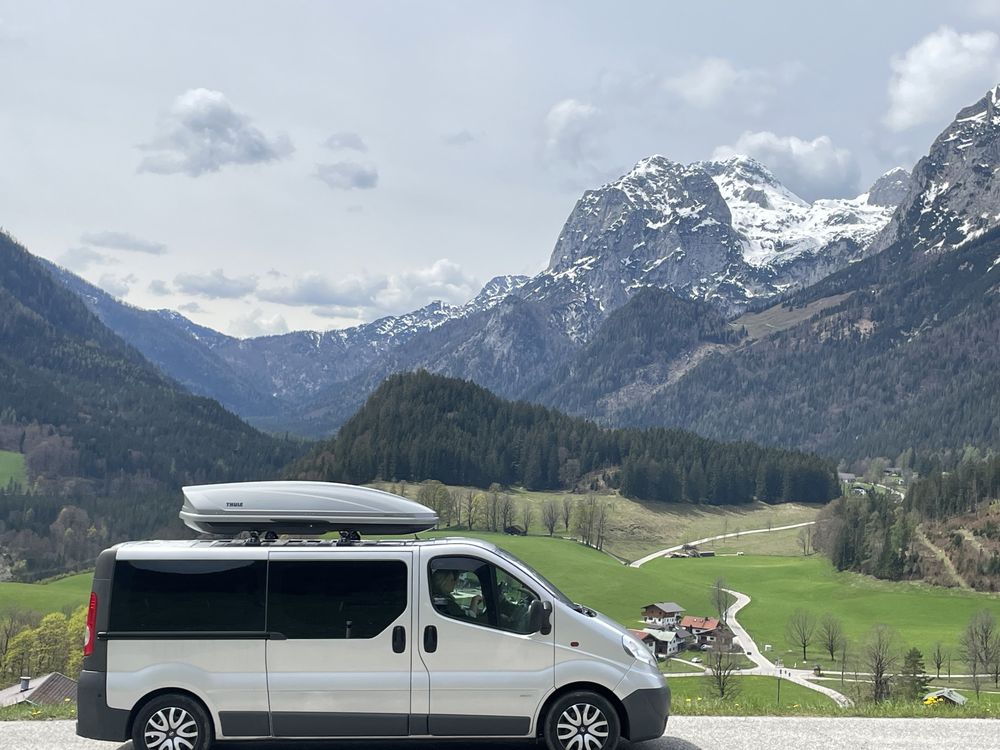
[429,557,539,635]
[268,560,407,639]
[109,560,266,633]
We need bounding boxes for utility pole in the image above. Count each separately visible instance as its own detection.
[775,659,783,706]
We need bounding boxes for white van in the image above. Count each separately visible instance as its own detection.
[76,482,669,750]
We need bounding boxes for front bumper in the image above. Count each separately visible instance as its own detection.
[621,683,670,742]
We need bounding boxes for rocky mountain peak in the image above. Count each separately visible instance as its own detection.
[869,83,1000,254]
[865,167,911,207]
[701,155,807,210]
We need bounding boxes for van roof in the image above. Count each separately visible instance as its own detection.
[113,536,501,553]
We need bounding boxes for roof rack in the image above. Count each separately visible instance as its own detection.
[179,481,439,537]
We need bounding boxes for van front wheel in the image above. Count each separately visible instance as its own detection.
[131,693,213,750]
[543,691,621,750]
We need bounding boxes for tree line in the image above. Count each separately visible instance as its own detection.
[292,371,840,506]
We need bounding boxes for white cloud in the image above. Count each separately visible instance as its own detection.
[884,27,1000,132]
[376,258,479,313]
[80,230,167,255]
[324,131,368,151]
[148,279,171,295]
[229,308,289,338]
[178,301,205,314]
[443,129,475,146]
[138,88,293,176]
[543,99,602,166]
[660,58,802,111]
[258,259,479,317]
[59,246,113,271]
[174,268,258,298]
[258,271,387,307]
[97,273,135,298]
[713,131,860,201]
[316,161,379,190]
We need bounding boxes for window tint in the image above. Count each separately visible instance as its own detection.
[494,566,539,635]
[429,557,539,634]
[429,557,491,626]
[110,560,266,632]
[268,560,407,639]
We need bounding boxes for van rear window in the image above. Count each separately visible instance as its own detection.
[110,560,266,633]
[268,560,407,639]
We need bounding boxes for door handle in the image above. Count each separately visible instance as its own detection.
[423,625,437,653]
[392,626,406,653]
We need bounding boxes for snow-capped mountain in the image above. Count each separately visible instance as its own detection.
[871,84,1000,255]
[510,155,903,341]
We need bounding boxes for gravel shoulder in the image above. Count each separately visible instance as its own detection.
[5,717,997,750]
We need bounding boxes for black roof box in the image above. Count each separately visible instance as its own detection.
[180,481,439,536]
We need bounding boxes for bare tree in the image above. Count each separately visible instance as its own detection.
[797,527,812,556]
[818,613,846,661]
[785,609,816,662]
[864,624,900,703]
[704,644,741,700]
[594,501,612,551]
[499,494,515,530]
[931,642,947,680]
[541,500,559,536]
[961,610,999,697]
[520,502,534,535]
[561,496,573,531]
[576,497,597,546]
[463,492,481,531]
[710,578,729,624]
[486,484,502,531]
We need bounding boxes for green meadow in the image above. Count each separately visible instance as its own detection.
[0,450,25,488]
[0,573,92,617]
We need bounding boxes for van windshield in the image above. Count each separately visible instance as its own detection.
[494,547,574,607]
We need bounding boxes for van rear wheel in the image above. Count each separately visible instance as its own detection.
[132,693,213,750]
[543,690,621,750]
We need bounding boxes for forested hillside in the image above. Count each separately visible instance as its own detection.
[629,226,1000,460]
[292,371,839,506]
[526,288,744,415]
[0,232,302,579]
[815,454,1000,591]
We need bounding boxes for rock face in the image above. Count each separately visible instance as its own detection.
[866,167,911,207]
[513,154,899,341]
[870,84,1000,255]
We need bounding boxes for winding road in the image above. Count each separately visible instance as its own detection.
[629,521,853,707]
[629,521,816,567]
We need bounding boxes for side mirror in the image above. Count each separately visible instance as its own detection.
[528,600,553,635]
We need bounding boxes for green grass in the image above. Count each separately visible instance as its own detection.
[669,675,835,715]
[0,701,76,721]
[0,450,26,488]
[643,556,1000,670]
[0,572,93,617]
[381,482,822,562]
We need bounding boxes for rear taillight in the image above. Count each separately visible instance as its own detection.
[83,592,97,657]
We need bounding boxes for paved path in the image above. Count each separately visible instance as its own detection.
[6,718,997,750]
[629,522,816,567]
[720,589,853,708]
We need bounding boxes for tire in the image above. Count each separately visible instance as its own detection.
[131,693,213,750]
[543,690,621,750]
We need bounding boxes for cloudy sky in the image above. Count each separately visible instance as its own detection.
[4,1,1000,336]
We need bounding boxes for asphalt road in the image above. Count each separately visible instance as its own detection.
[5,718,998,750]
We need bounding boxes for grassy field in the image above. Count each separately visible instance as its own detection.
[730,294,852,341]
[0,572,92,617]
[0,450,26,488]
[644,555,1000,670]
[375,482,822,562]
[669,675,835,714]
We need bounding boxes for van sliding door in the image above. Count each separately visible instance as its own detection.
[265,550,414,737]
